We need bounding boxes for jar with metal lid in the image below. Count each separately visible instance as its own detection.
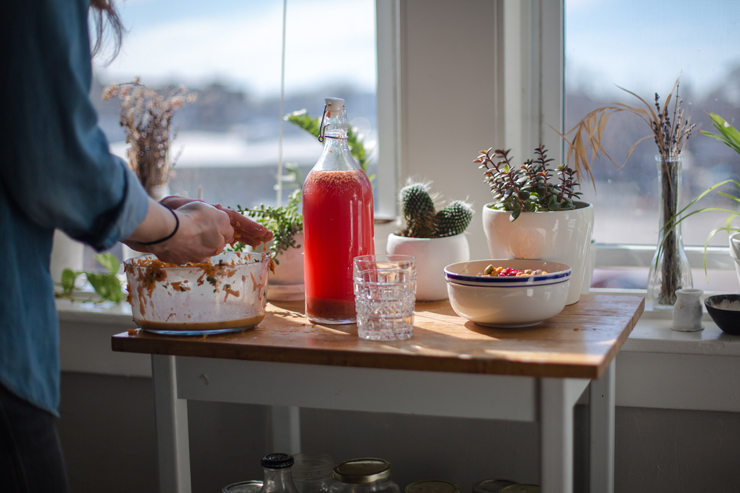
[260,453,300,493]
[499,485,539,493]
[472,479,517,493]
[405,480,460,493]
[292,453,335,493]
[328,458,401,493]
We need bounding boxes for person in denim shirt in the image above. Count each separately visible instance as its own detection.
[0,1,272,491]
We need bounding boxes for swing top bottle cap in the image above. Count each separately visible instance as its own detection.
[325,97,345,109]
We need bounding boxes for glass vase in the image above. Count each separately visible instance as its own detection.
[647,154,693,309]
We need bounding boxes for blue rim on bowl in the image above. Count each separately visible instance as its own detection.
[444,259,572,287]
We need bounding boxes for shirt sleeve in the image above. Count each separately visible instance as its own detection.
[0,0,149,251]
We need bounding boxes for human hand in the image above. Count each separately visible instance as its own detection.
[216,206,273,247]
[161,197,273,247]
[146,202,234,264]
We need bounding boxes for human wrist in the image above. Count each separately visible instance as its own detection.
[141,205,179,246]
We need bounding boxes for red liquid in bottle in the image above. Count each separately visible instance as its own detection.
[303,169,375,322]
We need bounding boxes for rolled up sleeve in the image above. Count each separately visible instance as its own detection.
[0,0,149,250]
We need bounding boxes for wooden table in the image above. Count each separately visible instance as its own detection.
[112,294,644,493]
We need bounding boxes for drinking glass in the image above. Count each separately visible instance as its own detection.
[353,255,416,340]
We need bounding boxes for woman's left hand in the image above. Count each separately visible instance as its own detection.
[160,196,273,247]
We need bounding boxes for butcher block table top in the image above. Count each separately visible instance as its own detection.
[112,294,644,380]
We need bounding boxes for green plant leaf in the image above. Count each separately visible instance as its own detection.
[95,253,120,275]
[61,269,81,295]
[86,273,124,303]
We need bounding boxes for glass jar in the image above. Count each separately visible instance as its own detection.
[328,458,400,493]
[302,97,375,324]
[260,453,300,493]
[472,479,517,493]
[292,453,335,493]
[499,486,539,493]
[406,480,460,493]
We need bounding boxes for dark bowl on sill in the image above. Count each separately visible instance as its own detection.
[705,294,740,336]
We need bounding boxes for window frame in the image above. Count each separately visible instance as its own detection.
[517,0,734,283]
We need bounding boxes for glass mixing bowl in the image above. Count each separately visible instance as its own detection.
[125,251,270,335]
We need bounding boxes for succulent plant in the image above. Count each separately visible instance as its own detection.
[475,145,582,221]
[399,182,473,238]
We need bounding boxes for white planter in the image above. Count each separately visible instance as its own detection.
[386,233,470,301]
[250,233,304,301]
[729,232,740,289]
[50,230,84,288]
[481,201,594,305]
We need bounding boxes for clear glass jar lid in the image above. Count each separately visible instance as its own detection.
[333,458,391,484]
[405,480,460,493]
[223,480,264,493]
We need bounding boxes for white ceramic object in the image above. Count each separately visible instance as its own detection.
[50,230,84,287]
[671,288,704,332]
[730,232,740,289]
[250,233,305,301]
[482,202,594,305]
[386,233,470,301]
[444,259,571,328]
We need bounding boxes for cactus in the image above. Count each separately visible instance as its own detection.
[435,200,474,238]
[400,183,436,238]
[399,182,474,238]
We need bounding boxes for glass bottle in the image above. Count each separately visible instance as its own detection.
[260,453,300,493]
[647,154,693,309]
[328,458,400,493]
[302,97,375,324]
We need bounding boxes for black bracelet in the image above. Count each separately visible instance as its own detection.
[141,204,180,246]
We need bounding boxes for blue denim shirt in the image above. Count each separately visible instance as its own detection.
[0,0,149,414]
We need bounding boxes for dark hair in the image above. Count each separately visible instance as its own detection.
[89,0,124,63]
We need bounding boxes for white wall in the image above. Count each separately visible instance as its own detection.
[396,0,503,260]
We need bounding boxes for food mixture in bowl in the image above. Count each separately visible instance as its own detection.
[125,251,270,335]
[478,265,548,277]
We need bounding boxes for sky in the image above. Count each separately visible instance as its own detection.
[93,0,377,98]
[565,0,740,99]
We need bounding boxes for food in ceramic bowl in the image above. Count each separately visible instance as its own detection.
[125,251,270,335]
[444,259,571,328]
[704,294,740,336]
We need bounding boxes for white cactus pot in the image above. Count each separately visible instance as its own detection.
[386,233,470,301]
[482,201,594,305]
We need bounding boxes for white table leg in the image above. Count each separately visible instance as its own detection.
[589,360,615,493]
[271,406,301,454]
[152,355,191,493]
[540,378,575,493]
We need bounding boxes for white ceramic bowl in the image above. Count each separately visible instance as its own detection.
[444,259,571,327]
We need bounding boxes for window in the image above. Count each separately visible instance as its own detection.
[92,0,378,208]
[563,0,740,293]
[87,0,381,267]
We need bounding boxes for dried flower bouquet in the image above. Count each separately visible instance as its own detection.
[559,76,696,307]
[102,78,196,194]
